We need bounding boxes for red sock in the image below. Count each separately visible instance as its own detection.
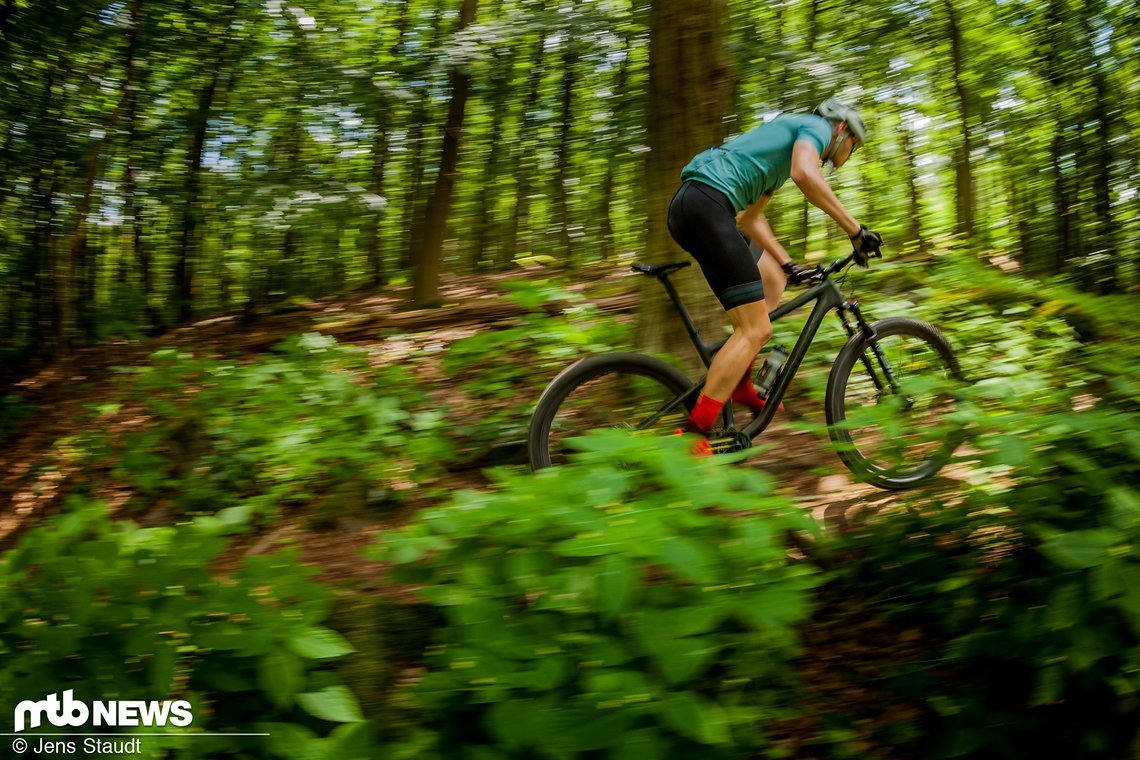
[687,394,725,433]
[731,361,768,412]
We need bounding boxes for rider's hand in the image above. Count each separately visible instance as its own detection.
[781,260,821,286]
[850,224,883,266]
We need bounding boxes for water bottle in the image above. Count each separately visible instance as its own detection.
[754,346,789,398]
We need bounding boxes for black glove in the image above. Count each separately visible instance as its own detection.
[850,224,883,266]
[781,260,821,285]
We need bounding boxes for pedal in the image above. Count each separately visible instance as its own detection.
[707,428,751,454]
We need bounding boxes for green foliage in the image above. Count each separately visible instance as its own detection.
[823,404,1140,758]
[0,497,377,759]
[440,281,633,463]
[91,333,449,527]
[0,393,36,441]
[369,430,820,757]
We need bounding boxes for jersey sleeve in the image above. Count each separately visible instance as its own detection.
[794,119,830,155]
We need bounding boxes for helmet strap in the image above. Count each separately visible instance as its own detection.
[820,122,848,165]
[822,128,840,163]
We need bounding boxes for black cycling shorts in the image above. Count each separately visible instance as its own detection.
[667,180,764,311]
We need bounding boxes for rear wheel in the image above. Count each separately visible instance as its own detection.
[825,318,965,490]
[528,353,695,469]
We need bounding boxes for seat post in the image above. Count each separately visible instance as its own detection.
[658,273,714,367]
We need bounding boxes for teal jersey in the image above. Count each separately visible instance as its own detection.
[680,114,832,212]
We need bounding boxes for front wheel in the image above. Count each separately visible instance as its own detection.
[528,353,695,470]
[825,317,965,490]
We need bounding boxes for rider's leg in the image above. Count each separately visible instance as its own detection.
[757,250,787,314]
[723,247,787,413]
[668,180,773,432]
[687,300,772,432]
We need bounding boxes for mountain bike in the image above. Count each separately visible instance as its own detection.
[527,249,966,490]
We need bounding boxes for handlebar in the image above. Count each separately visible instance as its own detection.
[819,245,882,279]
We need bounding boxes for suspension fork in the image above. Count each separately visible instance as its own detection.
[837,299,900,393]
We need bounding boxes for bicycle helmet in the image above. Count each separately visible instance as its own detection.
[814,97,866,149]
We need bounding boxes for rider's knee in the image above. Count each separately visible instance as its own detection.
[739,321,772,349]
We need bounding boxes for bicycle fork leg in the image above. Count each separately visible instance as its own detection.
[838,303,900,393]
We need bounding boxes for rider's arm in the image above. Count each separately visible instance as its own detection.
[790,141,861,237]
[737,194,793,266]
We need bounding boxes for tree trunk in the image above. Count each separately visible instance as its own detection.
[1044,0,1074,274]
[945,0,975,242]
[120,0,156,328]
[554,22,577,265]
[411,0,478,307]
[278,116,303,299]
[1079,0,1116,291]
[363,122,389,287]
[472,1,512,271]
[401,0,450,273]
[798,0,822,258]
[598,28,634,261]
[1003,154,1031,264]
[176,28,230,323]
[898,111,925,251]
[57,121,113,353]
[502,33,546,269]
[20,70,61,356]
[638,0,733,362]
[363,0,411,287]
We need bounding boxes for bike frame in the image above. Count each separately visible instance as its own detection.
[646,252,898,442]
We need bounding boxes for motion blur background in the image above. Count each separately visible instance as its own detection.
[2,3,1140,759]
[1,0,1138,363]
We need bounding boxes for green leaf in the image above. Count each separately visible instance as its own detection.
[1107,487,1140,529]
[993,434,1029,466]
[659,537,720,584]
[520,655,571,691]
[149,643,177,694]
[1039,530,1122,570]
[1045,583,1082,630]
[484,699,549,749]
[738,584,811,630]
[258,649,305,708]
[319,721,378,760]
[1031,664,1065,706]
[1090,560,1129,602]
[652,636,719,685]
[288,627,356,659]
[658,692,731,746]
[599,555,636,617]
[260,722,322,760]
[560,706,637,752]
[608,728,666,760]
[297,685,364,723]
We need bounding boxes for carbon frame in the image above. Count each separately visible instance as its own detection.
[649,261,879,443]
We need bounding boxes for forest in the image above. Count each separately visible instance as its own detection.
[1,0,1139,758]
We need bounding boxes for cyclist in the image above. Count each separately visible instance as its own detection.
[666,97,883,451]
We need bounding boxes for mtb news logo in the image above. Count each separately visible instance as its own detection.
[13,690,193,733]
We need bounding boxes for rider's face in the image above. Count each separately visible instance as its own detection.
[830,125,856,169]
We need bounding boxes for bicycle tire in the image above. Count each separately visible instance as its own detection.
[825,317,965,490]
[528,352,695,470]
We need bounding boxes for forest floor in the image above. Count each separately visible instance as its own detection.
[0,263,967,560]
[0,264,972,758]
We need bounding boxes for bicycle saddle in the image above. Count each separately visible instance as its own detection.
[631,261,691,278]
